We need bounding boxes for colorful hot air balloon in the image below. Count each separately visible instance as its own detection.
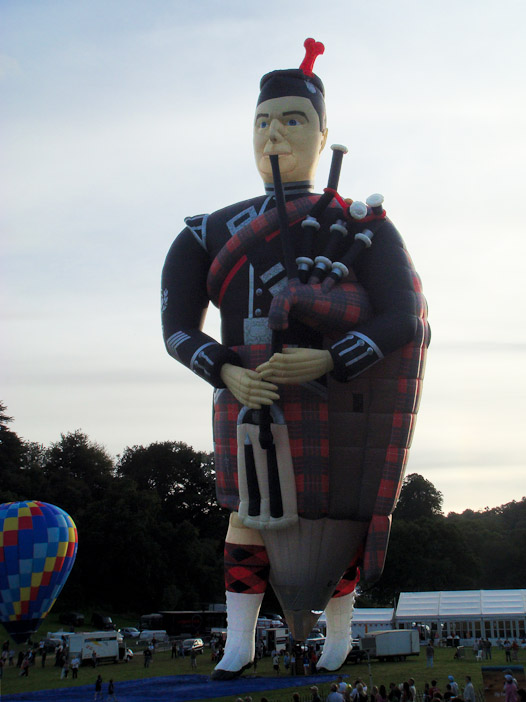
[0,500,78,643]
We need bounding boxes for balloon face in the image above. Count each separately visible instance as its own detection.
[0,501,78,643]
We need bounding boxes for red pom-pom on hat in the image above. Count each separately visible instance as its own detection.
[299,37,325,77]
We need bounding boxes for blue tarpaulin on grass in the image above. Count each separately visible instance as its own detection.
[1,673,339,701]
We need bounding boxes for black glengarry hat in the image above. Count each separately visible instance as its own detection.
[257,38,326,131]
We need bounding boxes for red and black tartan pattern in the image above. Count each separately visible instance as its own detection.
[362,515,392,580]
[211,221,429,584]
[207,196,317,304]
[268,278,371,335]
[224,541,270,594]
[332,561,361,598]
[361,250,429,582]
[214,344,330,518]
[206,195,388,306]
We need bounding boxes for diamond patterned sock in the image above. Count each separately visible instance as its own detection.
[224,542,270,594]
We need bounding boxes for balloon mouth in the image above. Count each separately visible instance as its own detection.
[2,618,42,644]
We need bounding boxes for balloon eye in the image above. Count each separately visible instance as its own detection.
[287,119,299,126]
[259,121,268,129]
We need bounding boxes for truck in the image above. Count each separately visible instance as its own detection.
[50,631,125,663]
[257,627,290,654]
[360,629,420,662]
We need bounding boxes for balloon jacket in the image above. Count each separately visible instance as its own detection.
[161,186,429,583]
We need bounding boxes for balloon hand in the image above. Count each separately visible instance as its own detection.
[220,363,280,409]
[256,347,334,385]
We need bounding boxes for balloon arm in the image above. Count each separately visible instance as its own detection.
[220,363,280,409]
[161,228,246,388]
[325,219,426,382]
[256,347,334,385]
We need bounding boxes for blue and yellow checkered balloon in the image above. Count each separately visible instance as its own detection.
[0,500,78,643]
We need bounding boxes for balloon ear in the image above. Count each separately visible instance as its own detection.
[320,128,328,153]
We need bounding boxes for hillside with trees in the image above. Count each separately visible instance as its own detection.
[1,402,525,613]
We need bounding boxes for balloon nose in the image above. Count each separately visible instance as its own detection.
[269,119,284,143]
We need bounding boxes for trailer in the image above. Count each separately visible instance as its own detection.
[257,627,290,654]
[361,629,420,661]
[65,631,124,663]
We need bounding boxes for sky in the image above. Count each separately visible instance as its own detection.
[2,0,525,515]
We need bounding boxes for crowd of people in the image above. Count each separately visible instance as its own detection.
[233,670,526,702]
[325,673,525,702]
[1,634,101,679]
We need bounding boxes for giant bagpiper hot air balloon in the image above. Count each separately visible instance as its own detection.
[161,37,429,678]
[0,500,78,643]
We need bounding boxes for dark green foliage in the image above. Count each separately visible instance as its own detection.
[447,500,526,588]
[116,442,225,538]
[393,472,444,520]
[0,402,26,499]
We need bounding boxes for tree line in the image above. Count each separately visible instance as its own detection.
[1,402,525,615]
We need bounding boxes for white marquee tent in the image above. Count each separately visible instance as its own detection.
[395,590,526,642]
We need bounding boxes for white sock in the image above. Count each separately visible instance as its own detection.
[317,591,355,671]
[214,591,263,673]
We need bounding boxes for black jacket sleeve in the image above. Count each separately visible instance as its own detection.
[161,227,243,388]
[329,219,420,382]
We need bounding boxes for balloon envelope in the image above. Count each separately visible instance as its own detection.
[0,500,78,643]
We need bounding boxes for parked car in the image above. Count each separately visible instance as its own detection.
[119,627,140,638]
[91,613,115,630]
[346,639,367,664]
[257,616,283,629]
[183,637,204,654]
[138,629,169,644]
[58,612,85,627]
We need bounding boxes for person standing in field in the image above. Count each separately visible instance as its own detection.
[463,676,476,702]
[94,674,103,700]
[108,678,117,700]
[426,641,434,667]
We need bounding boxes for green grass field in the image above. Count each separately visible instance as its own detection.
[1,619,523,702]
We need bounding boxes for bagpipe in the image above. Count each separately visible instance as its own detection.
[207,146,390,530]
